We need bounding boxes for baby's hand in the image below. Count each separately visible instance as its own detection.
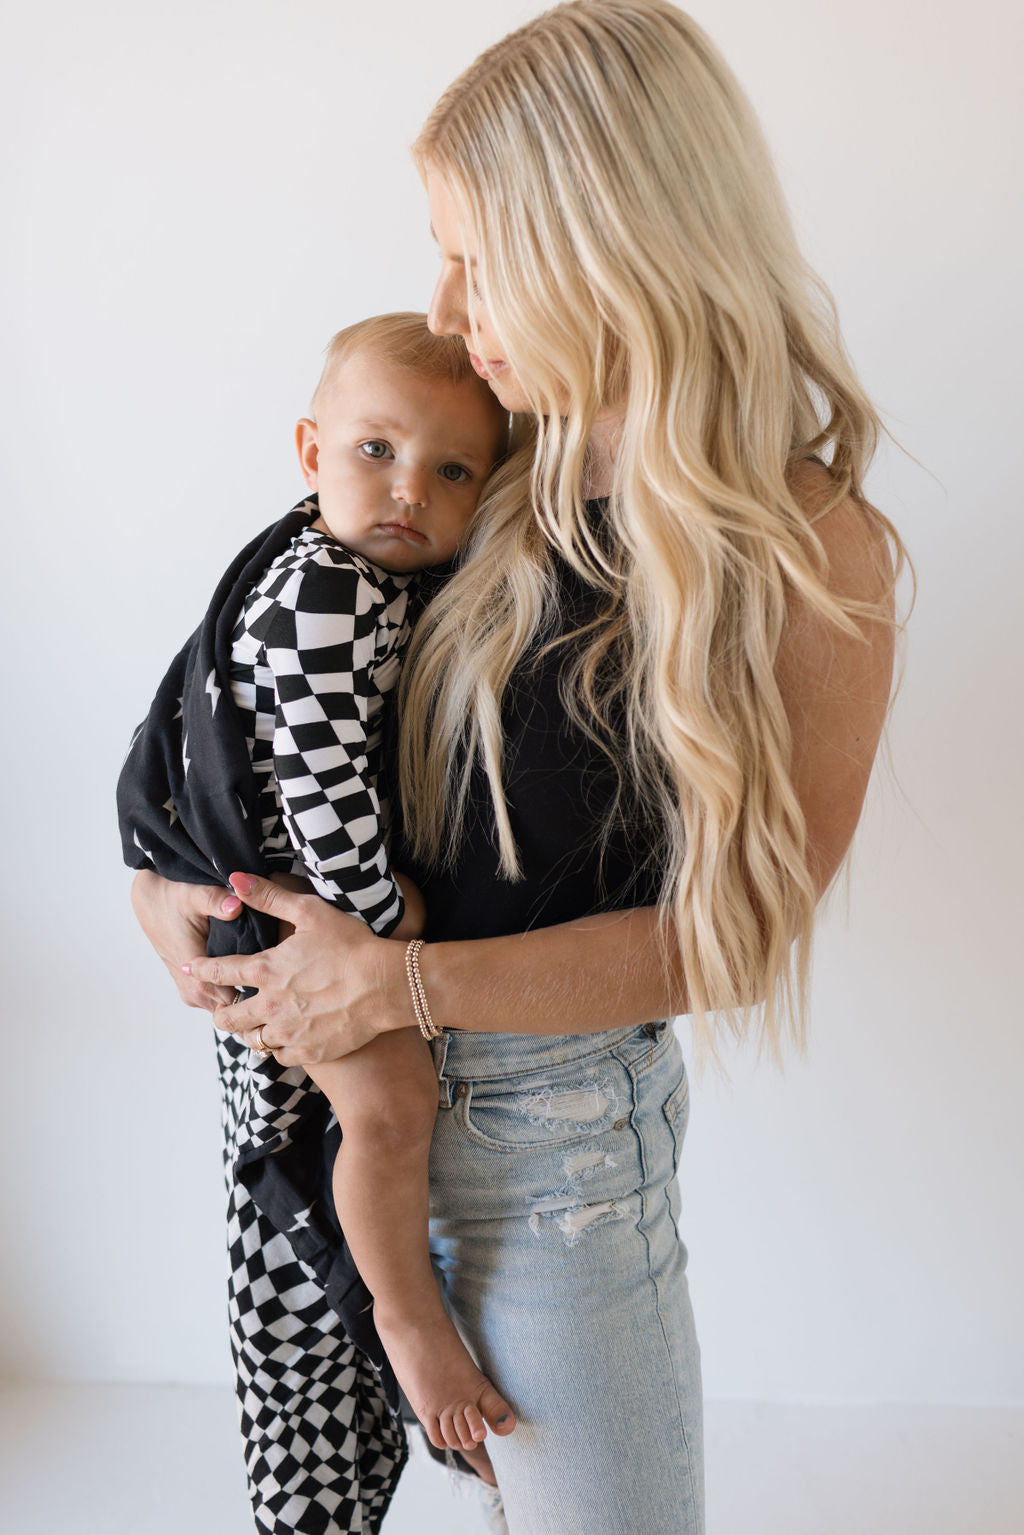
[393,872,426,940]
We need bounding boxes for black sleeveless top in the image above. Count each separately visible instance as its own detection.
[393,522,667,942]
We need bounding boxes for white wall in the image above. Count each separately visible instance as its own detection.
[1,0,1020,1414]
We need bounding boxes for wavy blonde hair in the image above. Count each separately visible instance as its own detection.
[402,0,903,1058]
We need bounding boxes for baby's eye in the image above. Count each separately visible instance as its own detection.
[439,462,471,483]
[359,439,392,460]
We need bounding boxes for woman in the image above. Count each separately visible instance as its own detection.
[134,3,901,1530]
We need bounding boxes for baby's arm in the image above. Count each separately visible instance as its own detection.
[261,551,411,937]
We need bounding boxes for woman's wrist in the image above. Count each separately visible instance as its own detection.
[403,938,443,1040]
[380,935,426,1036]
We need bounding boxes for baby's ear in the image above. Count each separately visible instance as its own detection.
[295,419,320,488]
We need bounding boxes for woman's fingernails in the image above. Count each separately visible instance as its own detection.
[221,895,242,914]
[180,963,193,975]
[229,873,255,896]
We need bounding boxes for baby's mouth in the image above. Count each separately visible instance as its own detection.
[377,522,428,544]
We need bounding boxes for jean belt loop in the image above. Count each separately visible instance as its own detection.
[432,1032,454,1108]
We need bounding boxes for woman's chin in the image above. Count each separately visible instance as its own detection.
[484,368,529,414]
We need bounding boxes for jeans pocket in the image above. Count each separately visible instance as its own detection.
[661,1070,690,1175]
[455,1055,634,1150]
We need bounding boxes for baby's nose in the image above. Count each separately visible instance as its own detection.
[391,464,429,507]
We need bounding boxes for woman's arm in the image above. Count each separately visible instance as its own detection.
[778,460,896,896]
[182,884,676,1064]
[184,478,895,1064]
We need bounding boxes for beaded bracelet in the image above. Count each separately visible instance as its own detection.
[404,938,442,1040]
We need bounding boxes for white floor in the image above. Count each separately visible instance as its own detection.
[0,1383,1020,1534]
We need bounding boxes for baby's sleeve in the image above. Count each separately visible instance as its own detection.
[262,555,405,936]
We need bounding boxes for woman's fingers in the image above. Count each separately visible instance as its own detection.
[235,1023,300,1067]
[133,869,243,925]
[190,884,244,921]
[226,871,316,925]
[184,949,272,997]
[209,992,263,1037]
[179,974,237,1011]
[211,1003,304,1069]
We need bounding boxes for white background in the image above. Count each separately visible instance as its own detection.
[1,0,1020,1428]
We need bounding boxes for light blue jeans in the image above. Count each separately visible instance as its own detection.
[428,1021,704,1534]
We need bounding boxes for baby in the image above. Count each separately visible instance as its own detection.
[118,313,515,1455]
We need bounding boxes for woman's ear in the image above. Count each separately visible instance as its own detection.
[295,419,320,489]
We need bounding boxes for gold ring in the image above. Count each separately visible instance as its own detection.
[253,1024,273,1059]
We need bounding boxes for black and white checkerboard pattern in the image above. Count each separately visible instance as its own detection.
[217,1030,407,1533]
[228,526,412,934]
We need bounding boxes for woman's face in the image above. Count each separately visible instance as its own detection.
[425,170,531,415]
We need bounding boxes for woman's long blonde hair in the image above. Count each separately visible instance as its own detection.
[402,0,903,1058]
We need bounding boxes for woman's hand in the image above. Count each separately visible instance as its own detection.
[184,873,413,1066]
[130,868,243,1011]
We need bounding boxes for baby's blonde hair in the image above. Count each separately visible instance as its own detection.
[402,0,905,1060]
[310,310,499,420]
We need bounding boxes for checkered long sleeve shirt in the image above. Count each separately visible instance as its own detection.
[228,522,412,933]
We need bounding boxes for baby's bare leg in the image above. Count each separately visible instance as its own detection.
[305,1032,516,1453]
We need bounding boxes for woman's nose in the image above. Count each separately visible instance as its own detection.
[427,265,467,338]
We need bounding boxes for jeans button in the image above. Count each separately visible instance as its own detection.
[613,1117,628,1131]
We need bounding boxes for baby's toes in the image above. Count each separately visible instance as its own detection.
[439,1408,462,1451]
[461,1403,487,1446]
[480,1382,516,1435]
[423,1412,447,1452]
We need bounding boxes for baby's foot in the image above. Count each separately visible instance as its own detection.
[456,1441,498,1487]
[374,1306,516,1453]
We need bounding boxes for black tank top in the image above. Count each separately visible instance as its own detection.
[394,526,667,942]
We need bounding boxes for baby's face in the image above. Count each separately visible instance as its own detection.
[296,348,506,573]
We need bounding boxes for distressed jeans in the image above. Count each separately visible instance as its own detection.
[428,1021,704,1534]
